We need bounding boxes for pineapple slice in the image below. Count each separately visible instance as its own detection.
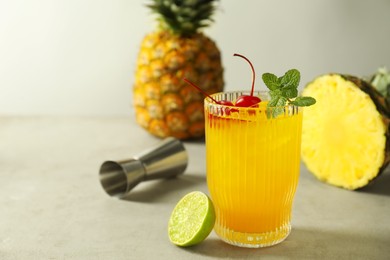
[301,74,390,190]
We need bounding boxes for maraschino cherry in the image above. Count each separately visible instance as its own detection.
[183,53,261,108]
[233,53,261,107]
[218,100,234,106]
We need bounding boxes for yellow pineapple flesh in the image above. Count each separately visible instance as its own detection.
[301,74,390,190]
[133,0,224,139]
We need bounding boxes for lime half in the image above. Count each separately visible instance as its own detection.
[168,191,215,247]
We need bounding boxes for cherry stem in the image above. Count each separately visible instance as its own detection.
[233,53,256,96]
[183,78,220,104]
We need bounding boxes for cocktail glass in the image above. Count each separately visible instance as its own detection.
[205,91,303,248]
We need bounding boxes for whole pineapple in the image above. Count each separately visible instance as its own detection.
[133,0,224,139]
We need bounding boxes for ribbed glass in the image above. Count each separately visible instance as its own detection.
[205,91,303,248]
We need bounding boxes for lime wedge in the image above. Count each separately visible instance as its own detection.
[168,191,215,247]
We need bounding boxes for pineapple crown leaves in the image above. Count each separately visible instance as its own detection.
[262,69,316,118]
[147,0,219,35]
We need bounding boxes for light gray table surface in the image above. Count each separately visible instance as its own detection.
[1,116,389,260]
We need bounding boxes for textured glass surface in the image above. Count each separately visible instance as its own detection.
[205,91,303,248]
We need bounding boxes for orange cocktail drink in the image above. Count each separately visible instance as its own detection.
[205,91,303,248]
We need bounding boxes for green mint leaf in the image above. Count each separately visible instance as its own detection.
[269,89,281,98]
[290,96,316,106]
[262,73,280,90]
[280,69,300,89]
[268,95,287,107]
[281,86,298,99]
[267,95,287,118]
[264,68,316,116]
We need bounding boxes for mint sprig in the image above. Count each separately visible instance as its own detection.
[262,69,316,118]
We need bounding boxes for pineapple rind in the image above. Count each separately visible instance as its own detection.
[302,74,388,190]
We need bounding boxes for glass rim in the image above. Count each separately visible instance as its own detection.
[204,91,301,110]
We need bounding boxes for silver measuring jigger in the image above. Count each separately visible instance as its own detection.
[99,137,188,199]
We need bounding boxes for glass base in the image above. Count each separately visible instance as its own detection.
[214,223,291,248]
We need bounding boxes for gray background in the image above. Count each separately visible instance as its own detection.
[1,0,389,116]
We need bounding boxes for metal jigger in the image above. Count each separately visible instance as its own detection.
[99,137,188,199]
